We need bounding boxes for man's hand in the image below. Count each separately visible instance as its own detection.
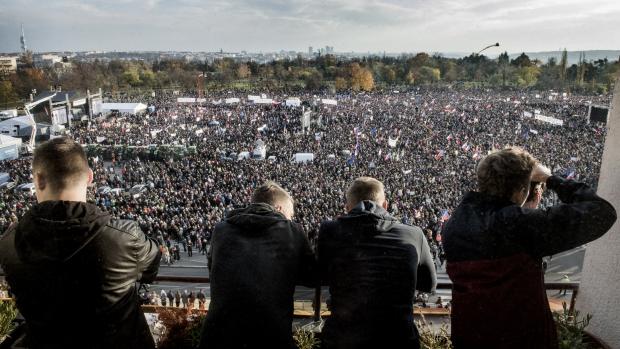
[531,163,552,183]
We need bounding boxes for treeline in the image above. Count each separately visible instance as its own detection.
[1,49,619,108]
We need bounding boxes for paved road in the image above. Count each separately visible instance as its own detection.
[150,246,586,303]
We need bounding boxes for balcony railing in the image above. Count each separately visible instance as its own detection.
[151,276,581,322]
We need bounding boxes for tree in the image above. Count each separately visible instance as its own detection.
[513,66,540,87]
[348,63,374,91]
[511,53,532,68]
[122,67,141,86]
[304,70,323,90]
[559,49,568,88]
[237,64,251,79]
[335,77,348,91]
[416,66,441,84]
[408,53,430,69]
[0,81,19,109]
[498,51,510,87]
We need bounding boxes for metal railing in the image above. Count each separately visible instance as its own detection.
[152,276,581,321]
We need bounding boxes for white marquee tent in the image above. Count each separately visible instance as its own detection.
[101,103,147,114]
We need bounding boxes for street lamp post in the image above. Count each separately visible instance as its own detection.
[477,42,500,55]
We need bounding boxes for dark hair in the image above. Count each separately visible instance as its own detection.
[251,181,292,207]
[32,137,89,192]
[476,147,537,200]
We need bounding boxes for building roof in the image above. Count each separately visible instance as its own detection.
[0,116,34,128]
[32,90,86,104]
[0,134,22,146]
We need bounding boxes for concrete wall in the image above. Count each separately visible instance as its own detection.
[577,77,620,348]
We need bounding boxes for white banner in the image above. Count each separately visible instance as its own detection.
[322,99,337,106]
[535,114,564,126]
[388,136,398,148]
[177,97,196,103]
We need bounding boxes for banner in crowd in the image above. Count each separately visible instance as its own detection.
[285,98,301,107]
[322,99,337,106]
[51,108,68,125]
[535,114,564,126]
[388,136,398,148]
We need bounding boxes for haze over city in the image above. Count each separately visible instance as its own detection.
[1,0,620,53]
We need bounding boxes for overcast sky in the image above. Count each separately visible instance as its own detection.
[1,0,619,54]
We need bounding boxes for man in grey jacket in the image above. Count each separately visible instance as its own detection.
[0,137,161,349]
[318,177,437,349]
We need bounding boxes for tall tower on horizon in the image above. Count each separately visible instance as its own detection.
[20,23,27,53]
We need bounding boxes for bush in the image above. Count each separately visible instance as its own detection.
[416,314,453,349]
[293,326,320,349]
[553,302,593,349]
[0,301,17,342]
[156,308,205,349]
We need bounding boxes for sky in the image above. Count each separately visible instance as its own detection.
[0,0,619,54]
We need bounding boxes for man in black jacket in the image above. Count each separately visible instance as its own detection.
[0,137,161,349]
[442,147,617,349]
[200,181,316,349]
[317,177,437,349]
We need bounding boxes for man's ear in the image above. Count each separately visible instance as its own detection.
[87,169,94,186]
[382,200,388,210]
[274,204,284,215]
[344,202,351,213]
[34,172,46,192]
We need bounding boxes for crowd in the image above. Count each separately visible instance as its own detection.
[0,87,611,260]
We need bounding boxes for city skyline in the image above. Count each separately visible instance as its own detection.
[0,0,619,54]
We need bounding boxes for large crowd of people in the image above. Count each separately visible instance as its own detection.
[0,87,611,257]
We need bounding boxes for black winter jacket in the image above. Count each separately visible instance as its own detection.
[0,201,161,349]
[443,176,617,349]
[200,203,316,349]
[317,200,437,349]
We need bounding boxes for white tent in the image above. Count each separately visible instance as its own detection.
[0,116,34,137]
[101,103,147,114]
[0,135,22,161]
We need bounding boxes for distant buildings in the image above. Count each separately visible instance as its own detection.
[0,56,17,76]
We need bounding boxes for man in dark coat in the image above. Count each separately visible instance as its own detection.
[167,290,174,307]
[0,137,161,349]
[317,177,437,349]
[442,147,617,349]
[200,181,316,349]
[174,290,181,308]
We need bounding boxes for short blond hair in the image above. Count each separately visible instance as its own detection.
[477,147,537,200]
[252,181,293,207]
[346,177,385,206]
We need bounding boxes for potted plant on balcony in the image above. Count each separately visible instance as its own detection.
[0,301,17,344]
